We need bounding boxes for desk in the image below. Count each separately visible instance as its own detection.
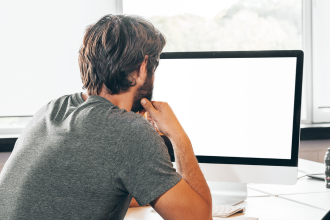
[125,195,326,220]
[0,154,328,219]
[248,159,330,211]
[125,159,329,220]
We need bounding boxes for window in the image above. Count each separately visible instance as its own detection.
[0,0,120,135]
[123,0,307,120]
[124,0,302,52]
[311,0,330,123]
[0,117,32,135]
[1,0,329,135]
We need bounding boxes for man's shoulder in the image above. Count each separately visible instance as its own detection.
[50,93,83,106]
[121,112,155,134]
[41,93,82,114]
[118,112,162,144]
[117,113,169,163]
[100,111,154,136]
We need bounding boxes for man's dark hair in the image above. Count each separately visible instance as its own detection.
[79,14,166,95]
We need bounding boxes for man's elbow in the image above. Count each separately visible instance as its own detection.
[201,200,213,220]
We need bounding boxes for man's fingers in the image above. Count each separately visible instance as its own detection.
[146,112,152,120]
[138,109,146,116]
[141,98,157,116]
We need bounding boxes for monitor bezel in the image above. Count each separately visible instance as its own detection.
[160,50,304,167]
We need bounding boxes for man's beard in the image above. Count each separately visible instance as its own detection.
[130,74,154,113]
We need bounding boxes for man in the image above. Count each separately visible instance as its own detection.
[0,15,212,219]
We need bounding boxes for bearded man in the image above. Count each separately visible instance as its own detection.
[0,15,212,220]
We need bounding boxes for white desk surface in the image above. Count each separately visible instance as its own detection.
[125,196,326,220]
[247,188,269,197]
[280,192,330,211]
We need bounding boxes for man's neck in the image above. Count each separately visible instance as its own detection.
[81,87,135,112]
[81,93,89,101]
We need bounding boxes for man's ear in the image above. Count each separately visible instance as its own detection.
[138,55,148,81]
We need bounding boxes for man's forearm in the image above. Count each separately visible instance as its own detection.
[169,131,212,208]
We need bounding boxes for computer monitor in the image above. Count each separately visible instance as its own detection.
[153,50,304,205]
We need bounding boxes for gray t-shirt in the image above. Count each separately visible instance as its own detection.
[0,93,182,220]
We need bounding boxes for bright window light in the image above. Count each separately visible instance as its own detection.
[124,0,305,119]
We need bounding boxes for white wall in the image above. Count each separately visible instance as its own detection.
[0,0,118,116]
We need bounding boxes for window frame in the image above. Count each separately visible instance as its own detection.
[310,0,330,123]
[301,0,313,124]
[116,0,123,14]
[0,116,33,135]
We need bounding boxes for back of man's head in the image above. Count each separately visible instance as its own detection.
[79,14,166,96]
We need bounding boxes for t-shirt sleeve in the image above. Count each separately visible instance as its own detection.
[116,116,182,206]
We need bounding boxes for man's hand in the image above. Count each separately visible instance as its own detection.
[138,110,163,135]
[140,98,185,140]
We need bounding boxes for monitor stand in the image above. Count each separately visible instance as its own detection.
[207,181,247,206]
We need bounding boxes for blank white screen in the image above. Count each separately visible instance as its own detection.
[153,57,297,159]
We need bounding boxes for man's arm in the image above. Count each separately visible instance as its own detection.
[140,99,212,220]
[129,197,139,207]
[129,197,149,207]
